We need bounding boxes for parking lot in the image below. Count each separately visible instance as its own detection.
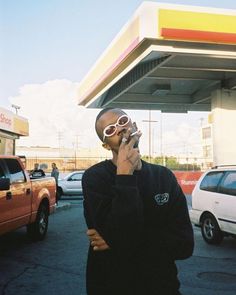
[60,198,236,294]
[0,199,236,295]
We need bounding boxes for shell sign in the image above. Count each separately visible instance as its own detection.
[159,9,236,44]
[0,107,29,136]
[0,109,13,133]
[13,117,29,136]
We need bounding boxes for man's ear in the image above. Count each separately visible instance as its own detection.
[102,143,111,150]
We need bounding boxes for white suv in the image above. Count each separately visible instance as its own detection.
[190,166,236,244]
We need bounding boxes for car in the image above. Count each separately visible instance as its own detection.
[190,165,236,245]
[57,170,84,199]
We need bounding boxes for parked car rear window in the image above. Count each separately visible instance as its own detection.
[218,171,236,196]
[200,171,224,192]
[4,159,26,183]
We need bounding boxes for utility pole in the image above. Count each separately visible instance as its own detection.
[160,112,163,165]
[200,117,206,170]
[11,104,21,114]
[142,110,158,163]
[57,132,63,157]
[74,134,79,170]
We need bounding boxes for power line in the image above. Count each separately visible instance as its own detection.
[142,110,158,162]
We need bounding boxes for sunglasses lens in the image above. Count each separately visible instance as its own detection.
[105,125,116,136]
[118,115,129,126]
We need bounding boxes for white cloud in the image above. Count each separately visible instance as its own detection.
[162,123,202,156]
[10,82,206,158]
[10,79,100,149]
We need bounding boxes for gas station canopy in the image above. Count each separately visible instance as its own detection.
[78,2,236,113]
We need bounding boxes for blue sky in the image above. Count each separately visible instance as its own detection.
[0,0,235,156]
[1,0,235,106]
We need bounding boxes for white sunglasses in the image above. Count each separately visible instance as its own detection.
[103,115,130,142]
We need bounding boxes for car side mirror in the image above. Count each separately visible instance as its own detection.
[0,178,10,191]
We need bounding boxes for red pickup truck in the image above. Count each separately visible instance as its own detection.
[0,156,56,241]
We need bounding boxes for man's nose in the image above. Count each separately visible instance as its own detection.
[117,126,128,136]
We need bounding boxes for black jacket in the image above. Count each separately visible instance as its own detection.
[82,160,194,295]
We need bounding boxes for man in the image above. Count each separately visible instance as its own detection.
[51,163,59,204]
[30,163,45,177]
[82,108,194,295]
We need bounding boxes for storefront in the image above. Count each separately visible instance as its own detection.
[0,107,29,155]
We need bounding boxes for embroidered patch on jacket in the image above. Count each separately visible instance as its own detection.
[154,193,169,206]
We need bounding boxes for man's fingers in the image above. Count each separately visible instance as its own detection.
[90,235,103,241]
[87,228,110,251]
[120,133,130,146]
[91,239,110,251]
[127,130,142,148]
[87,229,102,241]
[120,136,128,146]
[93,244,110,251]
[127,135,137,148]
[119,127,133,146]
[91,239,107,247]
[87,229,98,236]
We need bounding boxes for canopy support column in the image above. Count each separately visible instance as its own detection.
[211,89,236,166]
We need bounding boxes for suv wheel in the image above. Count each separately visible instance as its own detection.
[201,213,223,245]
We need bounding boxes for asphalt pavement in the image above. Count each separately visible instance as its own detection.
[56,197,236,295]
[1,197,235,295]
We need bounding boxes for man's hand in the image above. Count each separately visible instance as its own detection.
[87,229,110,251]
[117,127,142,175]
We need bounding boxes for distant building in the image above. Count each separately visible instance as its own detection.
[16,145,110,171]
[0,107,29,155]
[201,114,213,169]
